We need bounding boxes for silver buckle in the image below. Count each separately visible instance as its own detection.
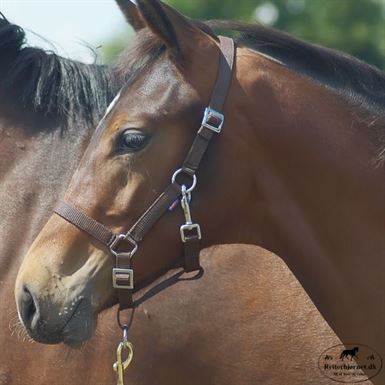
[201,107,224,133]
[180,223,202,242]
[112,268,134,289]
[109,234,138,259]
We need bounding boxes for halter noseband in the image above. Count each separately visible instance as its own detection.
[54,36,235,311]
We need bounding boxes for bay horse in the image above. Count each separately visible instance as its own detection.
[6,3,355,385]
[0,11,125,385]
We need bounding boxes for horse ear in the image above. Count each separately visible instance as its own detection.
[136,0,212,60]
[115,0,145,31]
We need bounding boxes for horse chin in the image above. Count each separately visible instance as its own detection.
[64,337,90,349]
[62,317,95,348]
[29,331,63,345]
[62,300,96,348]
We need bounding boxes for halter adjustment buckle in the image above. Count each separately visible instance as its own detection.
[113,268,134,290]
[202,107,224,133]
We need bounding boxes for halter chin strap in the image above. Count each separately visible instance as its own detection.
[54,36,235,310]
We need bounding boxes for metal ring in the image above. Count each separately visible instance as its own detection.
[171,168,197,193]
[109,233,138,259]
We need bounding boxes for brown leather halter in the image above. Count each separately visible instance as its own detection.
[54,36,235,315]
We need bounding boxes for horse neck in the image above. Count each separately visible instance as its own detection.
[0,111,93,281]
[221,51,384,351]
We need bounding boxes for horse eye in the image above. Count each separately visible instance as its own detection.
[117,130,149,153]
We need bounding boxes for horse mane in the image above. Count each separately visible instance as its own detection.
[208,21,385,115]
[0,13,119,128]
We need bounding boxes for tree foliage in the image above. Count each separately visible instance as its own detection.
[103,0,385,69]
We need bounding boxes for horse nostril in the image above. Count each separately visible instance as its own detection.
[19,286,38,329]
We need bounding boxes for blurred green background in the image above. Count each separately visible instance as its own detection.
[102,0,385,70]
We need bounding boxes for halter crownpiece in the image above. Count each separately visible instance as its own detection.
[54,36,236,310]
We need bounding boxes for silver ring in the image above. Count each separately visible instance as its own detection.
[171,168,197,193]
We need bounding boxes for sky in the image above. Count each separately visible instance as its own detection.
[0,0,282,63]
[0,0,131,63]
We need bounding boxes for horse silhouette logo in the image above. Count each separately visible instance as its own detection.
[319,344,382,383]
[340,347,359,360]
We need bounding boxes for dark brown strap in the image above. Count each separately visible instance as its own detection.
[116,255,134,309]
[183,235,201,272]
[54,201,115,246]
[131,267,204,308]
[180,36,235,271]
[182,36,235,174]
[210,36,235,112]
[128,182,182,242]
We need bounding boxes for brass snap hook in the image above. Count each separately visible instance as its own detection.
[113,327,134,385]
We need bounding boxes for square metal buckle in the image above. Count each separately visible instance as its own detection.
[201,107,224,133]
[109,234,138,259]
[180,223,202,243]
[112,268,134,290]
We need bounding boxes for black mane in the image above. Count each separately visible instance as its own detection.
[0,13,119,128]
[209,20,385,116]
